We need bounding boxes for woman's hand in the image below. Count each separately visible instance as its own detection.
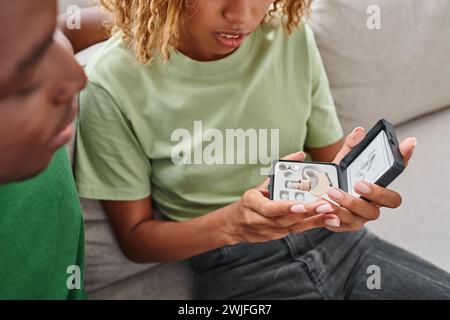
[225,152,340,244]
[323,127,417,232]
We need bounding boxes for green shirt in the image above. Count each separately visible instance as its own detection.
[75,22,343,221]
[0,148,85,300]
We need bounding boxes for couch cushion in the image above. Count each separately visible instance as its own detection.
[87,260,193,300]
[79,197,194,298]
[309,0,450,133]
[368,106,450,272]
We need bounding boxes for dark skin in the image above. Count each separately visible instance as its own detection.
[52,4,417,262]
[0,0,86,183]
[94,0,417,263]
[58,6,110,54]
[103,132,416,263]
[0,5,414,249]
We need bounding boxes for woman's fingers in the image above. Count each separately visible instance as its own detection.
[271,200,335,227]
[329,203,367,228]
[333,127,366,164]
[326,180,402,215]
[311,181,403,232]
[353,181,402,209]
[326,186,381,220]
[255,196,331,219]
[245,212,340,242]
[399,137,417,167]
[289,213,341,233]
[242,189,306,218]
[282,151,307,161]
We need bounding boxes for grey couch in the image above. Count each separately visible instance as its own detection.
[60,0,450,299]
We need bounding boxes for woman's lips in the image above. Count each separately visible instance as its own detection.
[213,31,249,49]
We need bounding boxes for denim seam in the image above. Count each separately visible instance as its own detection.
[220,245,230,259]
[284,236,330,299]
[297,256,329,300]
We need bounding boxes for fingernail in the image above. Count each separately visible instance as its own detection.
[352,127,365,134]
[410,137,418,147]
[316,203,333,213]
[324,218,340,227]
[291,204,306,213]
[327,187,344,201]
[354,181,371,194]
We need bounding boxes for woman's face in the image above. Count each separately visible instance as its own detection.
[178,0,274,61]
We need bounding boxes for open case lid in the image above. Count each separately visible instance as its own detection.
[337,119,405,196]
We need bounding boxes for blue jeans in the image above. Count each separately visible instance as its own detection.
[189,228,450,299]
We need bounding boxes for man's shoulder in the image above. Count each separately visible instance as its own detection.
[0,148,78,202]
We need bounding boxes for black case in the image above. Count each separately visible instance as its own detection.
[268,119,405,200]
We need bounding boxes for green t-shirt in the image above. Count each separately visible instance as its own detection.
[0,148,85,300]
[75,22,343,221]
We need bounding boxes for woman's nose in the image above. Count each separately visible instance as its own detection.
[222,0,250,26]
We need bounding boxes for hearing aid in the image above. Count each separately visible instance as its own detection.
[269,120,406,202]
[284,167,332,197]
[285,180,311,191]
[302,168,332,197]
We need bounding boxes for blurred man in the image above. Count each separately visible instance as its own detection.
[0,0,100,299]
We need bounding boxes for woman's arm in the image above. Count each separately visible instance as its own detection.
[102,197,236,262]
[58,7,110,54]
[103,130,416,264]
[103,195,334,263]
[102,152,337,263]
[306,138,344,162]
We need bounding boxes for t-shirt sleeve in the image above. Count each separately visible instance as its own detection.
[75,81,151,201]
[304,25,344,148]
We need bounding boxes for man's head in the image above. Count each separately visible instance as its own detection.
[0,0,87,183]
